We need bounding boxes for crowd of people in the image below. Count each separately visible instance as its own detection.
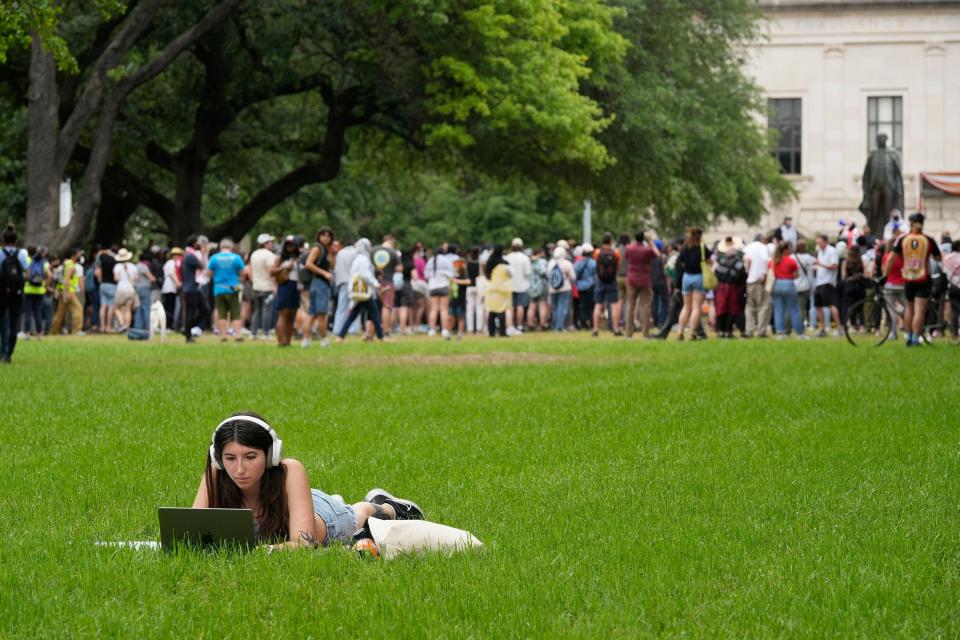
[1,211,958,363]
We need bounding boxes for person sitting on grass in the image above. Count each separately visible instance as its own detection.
[193,412,424,550]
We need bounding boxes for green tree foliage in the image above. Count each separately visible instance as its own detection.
[0,0,126,71]
[584,0,793,236]
[3,0,792,247]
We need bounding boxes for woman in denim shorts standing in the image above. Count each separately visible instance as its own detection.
[194,412,425,550]
[675,226,711,341]
[303,227,335,348]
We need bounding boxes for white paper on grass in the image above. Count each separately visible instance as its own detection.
[367,518,483,560]
[95,540,160,550]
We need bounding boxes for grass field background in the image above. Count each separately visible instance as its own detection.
[1,335,958,637]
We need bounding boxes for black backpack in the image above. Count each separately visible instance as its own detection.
[596,249,617,283]
[0,248,25,295]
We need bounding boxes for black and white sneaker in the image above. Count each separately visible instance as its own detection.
[364,488,424,520]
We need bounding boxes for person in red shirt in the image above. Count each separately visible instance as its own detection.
[885,212,942,346]
[881,236,906,339]
[769,241,807,338]
[623,229,660,338]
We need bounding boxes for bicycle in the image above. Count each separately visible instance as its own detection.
[843,276,948,347]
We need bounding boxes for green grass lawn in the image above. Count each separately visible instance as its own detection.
[1,334,958,638]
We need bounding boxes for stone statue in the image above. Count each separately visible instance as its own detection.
[858,133,904,232]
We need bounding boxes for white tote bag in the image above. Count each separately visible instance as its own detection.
[367,518,483,560]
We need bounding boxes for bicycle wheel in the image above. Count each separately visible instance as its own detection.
[844,298,891,346]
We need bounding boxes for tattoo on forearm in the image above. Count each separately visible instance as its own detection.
[298,530,319,548]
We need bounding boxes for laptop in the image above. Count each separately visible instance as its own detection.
[158,508,257,551]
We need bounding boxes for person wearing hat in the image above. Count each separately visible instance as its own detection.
[249,233,276,339]
[206,237,246,342]
[546,246,575,331]
[573,243,595,331]
[885,212,942,346]
[504,237,531,335]
[111,248,139,332]
[161,248,183,329]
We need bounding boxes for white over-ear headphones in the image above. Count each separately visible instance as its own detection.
[209,414,283,471]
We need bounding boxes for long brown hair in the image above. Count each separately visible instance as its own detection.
[683,226,703,250]
[205,412,288,542]
[773,241,791,264]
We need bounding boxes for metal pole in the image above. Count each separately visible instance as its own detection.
[583,198,592,244]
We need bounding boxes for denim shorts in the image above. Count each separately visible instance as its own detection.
[311,489,357,546]
[275,280,299,310]
[681,273,705,294]
[511,291,530,308]
[99,282,117,306]
[309,279,332,315]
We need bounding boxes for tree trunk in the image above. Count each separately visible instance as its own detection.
[25,37,60,247]
[92,190,139,248]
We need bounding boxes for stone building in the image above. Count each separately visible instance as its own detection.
[712,0,960,241]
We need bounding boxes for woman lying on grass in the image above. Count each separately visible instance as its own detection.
[193,412,423,550]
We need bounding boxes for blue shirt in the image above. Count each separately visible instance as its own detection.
[574,257,596,291]
[207,251,245,296]
[0,246,29,271]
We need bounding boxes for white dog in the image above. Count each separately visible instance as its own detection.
[150,300,167,340]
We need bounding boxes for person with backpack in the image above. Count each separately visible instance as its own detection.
[526,247,550,331]
[22,245,51,340]
[592,233,623,336]
[885,212,942,347]
[51,247,85,336]
[335,238,385,343]
[547,245,575,331]
[0,224,28,363]
[713,236,746,338]
[793,240,815,332]
[573,243,596,331]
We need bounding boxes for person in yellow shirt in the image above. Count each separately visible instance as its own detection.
[22,246,52,338]
[51,248,85,335]
[484,244,512,337]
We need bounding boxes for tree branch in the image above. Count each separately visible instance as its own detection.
[50,0,242,255]
[205,112,350,240]
[56,0,171,174]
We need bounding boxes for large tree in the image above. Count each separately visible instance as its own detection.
[4,0,791,248]
[86,0,625,244]
[20,0,241,254]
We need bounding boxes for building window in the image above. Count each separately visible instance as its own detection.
[867,96,902,153]
[768,98,801,175]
